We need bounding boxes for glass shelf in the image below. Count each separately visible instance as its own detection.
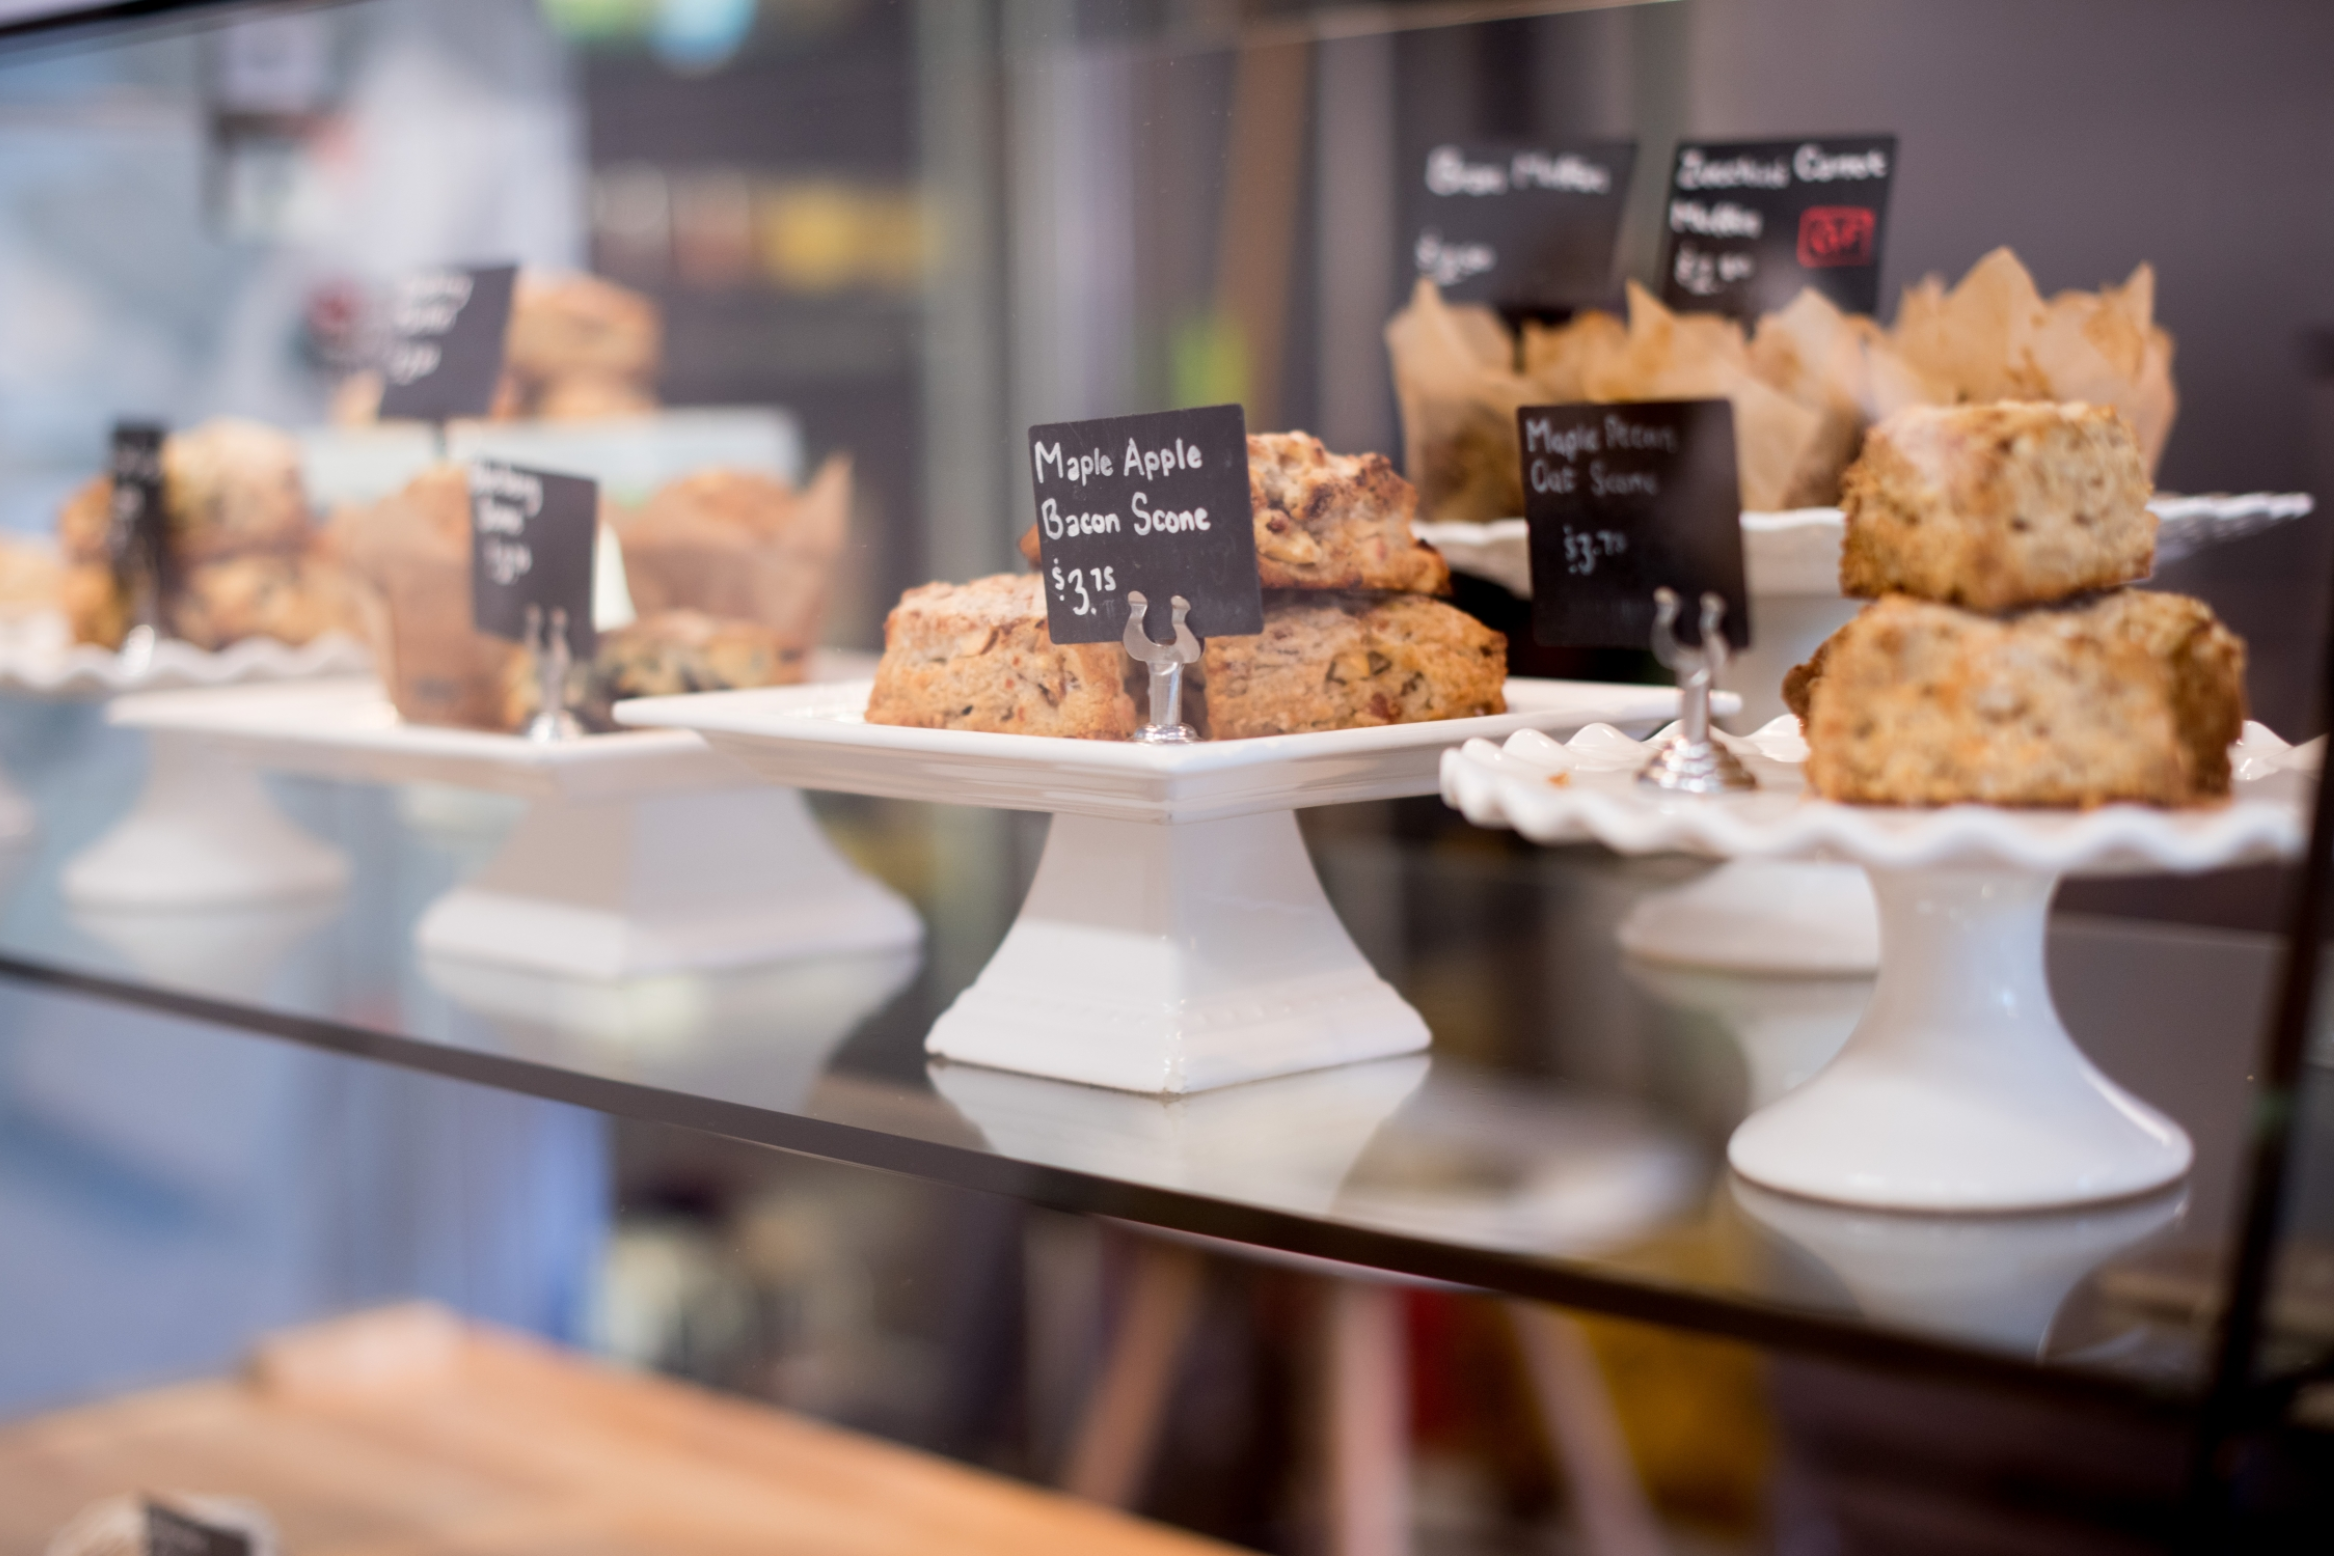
[0,700,2325,1412]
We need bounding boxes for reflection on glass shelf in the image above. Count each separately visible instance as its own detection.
[1731,1179,2187,1358]
[1333,1068,1701,1255]
[1622,958,1869,1111]
[932,1054,1430,1219]
[0,709,2318,1399]
[421,945,921,1115]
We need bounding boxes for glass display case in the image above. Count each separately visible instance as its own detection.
[0,2,2330,1552]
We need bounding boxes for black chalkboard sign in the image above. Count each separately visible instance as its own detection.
[1519,400,1749,650]
[378,263,516,422]
[105,421,167,586]
[1657,136,1896,319]
[145,1501,252,1556]
[1406,140,1637,311]
[469,460,598,657]
[1027,404,1263,646]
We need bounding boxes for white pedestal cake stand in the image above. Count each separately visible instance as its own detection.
[0,631,374,902]
[108,673,920,980]
[1420,493,2316,977]
[1441,718,2312,1211]
[617,678,1690,1094]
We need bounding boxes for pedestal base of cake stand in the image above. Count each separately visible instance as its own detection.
[62,733,348,908]
[926,809,1429,1095]
[417,785,923,981]
[1726,864,2192,1211]
[1618,858,1879,974]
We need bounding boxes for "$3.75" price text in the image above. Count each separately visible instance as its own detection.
[1050,562,1119,615]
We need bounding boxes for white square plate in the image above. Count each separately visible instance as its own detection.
[617,677,1691,823]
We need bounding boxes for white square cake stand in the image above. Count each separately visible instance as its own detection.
[107,674,921,980]
[616,678,1688,1094]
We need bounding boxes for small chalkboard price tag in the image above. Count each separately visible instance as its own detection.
[377,263,517,422]
[1027,404,1263,646]
[1657,136,1896,319]
[1407,139,1637,311]
[144,1500,253,1556]
[1519,400,1749,650]
[469,460,599,656]
[105,421,167,581]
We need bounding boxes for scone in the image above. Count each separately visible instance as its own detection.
[507,271,662,385]
[865,573,1139,739]
[614,458,849,648]
[1201,592,1506,740]
[1790,590,2245,808]
[167,555,355,651]
[1839,402,2154,611]
[502,609,810,731]
[1247,431,1450,593]
[1014,430,1449,595]
[161,419,313,561]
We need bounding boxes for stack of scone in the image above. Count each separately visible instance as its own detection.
[56,419,355,651]
[1786,402,2246,808]
[866,431,1506,740]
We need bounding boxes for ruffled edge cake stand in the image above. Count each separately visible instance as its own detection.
[1441,718,2313,1211]
[1419,493,2318,977]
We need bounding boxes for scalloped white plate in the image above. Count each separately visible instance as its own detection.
[1440,716,2312,878]
[0,619,371,701]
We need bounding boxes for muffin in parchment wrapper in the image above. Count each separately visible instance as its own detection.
[1385,249,2178,523]
[1889,247,2177,476]
[1383,277,1546,525]
[328,464,526,730]
[613,455,851,654]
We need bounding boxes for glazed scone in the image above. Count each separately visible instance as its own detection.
[1247,431,1449,594]
[1201,592,1506,740]
[1839,402,2154,611]
[161,419,313,561]
[1792,590,2245,808]
[865,573,1139,739]
[1014,430,1450,595]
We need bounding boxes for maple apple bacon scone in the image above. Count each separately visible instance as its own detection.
[879,429,1501,741]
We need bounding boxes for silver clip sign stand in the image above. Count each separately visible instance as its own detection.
[1638,587,1755,794]
[522,603,583,744]
[1123,591,1200,744]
